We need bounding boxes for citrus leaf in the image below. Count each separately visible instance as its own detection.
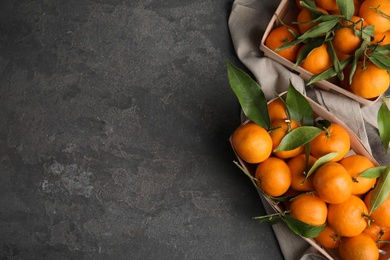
[306,57,353,85]
[361,25,375,42]
[299,0,317,11]
[285,81,314,126]
[327,40,344,80]
[373,43,390,55]
[337,0,354,20]
[368,53,390,73]
[359,166,387,178]
[227,61,270,129]
[274,126,323,152]
[305,152,340,180]
[284,214,326,238]
[369,166,390,213]
[349,41,367,84]
[378,100,390,154]
[297,17,340,40]
[275,37,305,52]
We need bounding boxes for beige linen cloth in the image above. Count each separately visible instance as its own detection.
[228,0,390,259]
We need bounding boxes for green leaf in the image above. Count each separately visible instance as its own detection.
[378,100,390,154]
[297,16,340,40]
[337,0,354,20]
[274,126,323,152]
[373,44,390,55]
[227,61,270,129]
[305,152,340,180]
[359,166,387,178]
[361,25,375,42]
[306,57,353,85]
[349,41,367,84]
[327,40,344,80]
[370,166,390,213]
[368,53,390,73]
[284,214,326,238]
[299,0,317,11]
[285,81,314,126]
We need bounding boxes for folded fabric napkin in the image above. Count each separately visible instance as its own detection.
[228,0,390,259]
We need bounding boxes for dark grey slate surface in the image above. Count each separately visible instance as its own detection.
[0,0,284,259]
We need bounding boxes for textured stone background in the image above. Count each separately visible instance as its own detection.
[0,0,283,259]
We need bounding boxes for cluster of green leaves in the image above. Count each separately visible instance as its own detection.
[277,0,390,86]
[227,60,390,239]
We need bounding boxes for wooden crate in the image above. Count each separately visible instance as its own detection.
[230,95,389,259]
[259,0,381,106]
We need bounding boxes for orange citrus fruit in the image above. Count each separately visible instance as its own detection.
[339,233,380,260]
[315,0,339,11]
[265,26,302,62]
[349,60,390,99]
[359,0,390,33]
[310,122,351,162]
[313,162,353,204]
[332,27,363,55]
[268,99,288,123]
[288,154,317,192]
[372,31,390,45]
[231,122,273,164]
[364,190,390,227]
[339,154,377,195]
[363,222,390,248]
[298,43,333,75]
[270,119,303,159]
[328,195,369,237]
[289,193,328,226]
[255,157,291,197]
[314,225,341,249]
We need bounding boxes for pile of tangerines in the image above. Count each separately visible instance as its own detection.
[228,59,390,260]
[265,0,390,100]
[230,95,389,259]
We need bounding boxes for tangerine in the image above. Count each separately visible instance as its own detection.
[313,162,353,204]
[231,122,273,164]
[349,60,390,99]
[270,119,303,159]
[298,43,333,75]
[332,27,363,55]
[363,223,390,248]
[315,0,339,11]
[268,99,288,123]
[288,154,317,192]
[314,225,341,249]
[359,0,390,33]
[265,26,302,62]
[339,233,380,260]
[310,122,351,162]
[364,190,390,227]
[289,193,328,226]
[255,157,291,197]
[328,195,369,237]
[339,154,377,195]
